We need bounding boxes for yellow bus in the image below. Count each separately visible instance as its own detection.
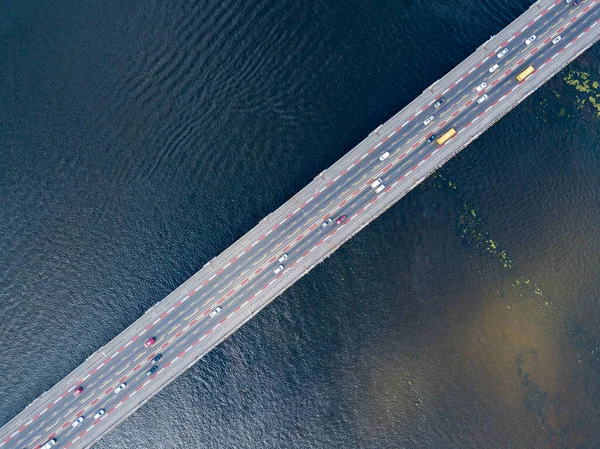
[436,128,456,145]
[516,65,535,82]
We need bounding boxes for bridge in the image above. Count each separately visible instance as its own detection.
[2,0,600,447]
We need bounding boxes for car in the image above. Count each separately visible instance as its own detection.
[489,64,499,73]
[72,416,84,428]
[477,94,488,104]
[426,134,437,144]
[73,387,83,397]
[336,215,347,225]
[476,82,487,92]
[41,439,57,449]
[114,382,126,393]
[147,366,159,377]
[552,36,562,44]
[375,184,385,194]
[209,307,221,318]
[321,218,333,228]
[525,35,536,45]
[565,0,573,3]
[274,264,284,275]
[151,353,163,364]
[433,97,446,109]
[370,177,383,190]
[497,47,509,58]
[93,409,105,420]
[423,115,435,126]
[278,253,288,263]
[379,151,390,161]
[144,337,156,348]
[573,0,581,5]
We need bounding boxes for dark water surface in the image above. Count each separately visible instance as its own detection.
[1,0,600,448]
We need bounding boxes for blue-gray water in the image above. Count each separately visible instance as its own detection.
[1,0,600,448]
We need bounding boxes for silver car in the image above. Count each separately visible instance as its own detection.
[94,409,105,419]
[423,115,435,126]
[497,47,509,58]
[321,218,333,228]
[114,382,126,394]
[72,416,84,428]
[525,35,536,45]
[476,82,487,92]
[274,264,284,275]
[278,253,288,263]
[489,64,499,73]
[209,307,221,318]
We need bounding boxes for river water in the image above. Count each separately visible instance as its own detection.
[1,0,600,448]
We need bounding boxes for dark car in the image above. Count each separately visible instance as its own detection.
[573,0,581,5]
[146,366,159,377]
[151,354,163,364]
[427,134,437,144]
[433,97,446,109]
[336,215,348,225]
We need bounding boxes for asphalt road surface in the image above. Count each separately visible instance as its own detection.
[2,0,600,448]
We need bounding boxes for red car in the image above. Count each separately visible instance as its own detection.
[144,337,156,348]
[336,215,348,225]
[73,387,83,396]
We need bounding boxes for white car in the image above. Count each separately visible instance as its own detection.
[378,151,390,161]
[476,82,487,92]
[477,94,489,104]
[489,64,499,73]
[525,35,536,45]
[274,264,284,275]
[497,47,509,58]
[370,177,383,190]
[552,36,562,44]
[278,253,288,263]
[423,115,435,126]
[321,218,332,227]
[94,409,105,420]
[209,307,221,318]
[375,184,385,194]
[72,416,84,428]
[41,440,57,449]
[114,382,126,394]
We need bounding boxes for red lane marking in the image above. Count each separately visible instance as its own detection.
[234,306,241,312]
[570,17,577,24]
[65,442,73,448]
[383,163,393,172]
[49,433,57,439]
[226,289,235,297]
[105,388,112,395]
[398,175,406,182]
[268,256,277,263]
[312,191,320,198]
[583,5,590,13]
[217,296,226,305]
[339,199,347,207]
[3,437,10,443]
[316,239,324,246]
[175,330,184,338]
[164,361,172,368]
[476,62,482,68]
[19,425,26,431]
[79,430,87,437]
[367,178,375,185]
[206,329,213,336]
[309,223,318,231]
[255,267,263,275]
[572,37,579,43]
[501,41,509,47]
[400,152,407,159]
[61,391,69,398]
[192,339,201,346]
[189,319,198,326]
[131,335,139,342]
[368,147,376,154]
[449,83,456,89]
[105,356,112,363]
[119,376,127,383]
[283,245,291,252]
[230,257,237,264]
[557,26,565,33]
[120,396,129,404]
[541,8,548,14]
[554,0,561,4]
[108,407,116,414]
[528,20,534,26]
[187,291,194,297]
[62,422,70,429]
[159,312,167,319]
[90,398,99,406]
[436,94,443,100]
[439,120,447,127]
[518,57,525,65]
[357,207,365,214]
[340,169,348,176]
[545,57,552,64]
[329,229,338,236]
[47,403,54,410]
[492,100,499,107]
[303,250,310,257]
[465,100,473,107]
[136,384,144,391]
[326,180,334,187]
[219,318,227,325]
[133,364,141,372]
[559,47,565,53]
[411,142,419,149]
[488,51,496,59]
[248,294,256,301]
[272,223,280,230]
[370,197,378,204]
[408,115,415,121]
[425,154,432,160]
[585,26,591,32]
[296,234,304,242]
[462,72,469,79]
[478,111,485,118]
[203,308,211,316]
[395,126,402,132]
[514,31,521,37]
[33,414,40,421]
[261,284,269,291]
[160,342,169,349]
[544,37,552,44]
[411,164,419,171]
[492,79,499,86]
[504,69,511,76]
[384,186,392,192]
[452,111,459,118]
[216,268,224,275]
[286,213,293,220]
[353,159,361,165]
[244,246,252,253]
[177,351,185,358]
[202,279,210,286]
[531,48,538,55]
[241,278,249,285]
[150,374,158,380]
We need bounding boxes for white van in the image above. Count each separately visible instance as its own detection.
[370,178,383,189]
